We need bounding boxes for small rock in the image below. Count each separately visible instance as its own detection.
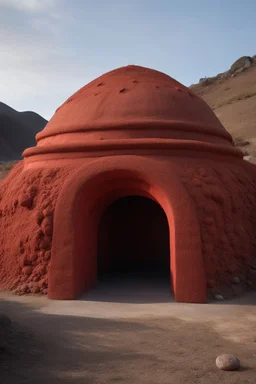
[20,284,29,293]
[0,314,11,327]
[36,211,44,226]
[234,138,250,147]
[244,155,256,164]
[232,276,240,285]
[235,67,245,75]
[31,286,40,294]
[22,266,33,276]
[42,207,53,218]
[19,195,33,209]
[216,354,240,371]
[39,236,51,250]
[199,77,215,86]
[44,251,51,261]
[220,71,229,79]
[214,294,224,301]
[27,185,38,198]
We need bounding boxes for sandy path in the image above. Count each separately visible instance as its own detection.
[0,282,256,384]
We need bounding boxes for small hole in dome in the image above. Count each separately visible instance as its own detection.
[155,85,160,89]
[175,87,182,92]
[188,91,194,97]
[119,88,127,93]
[94,93,99,96]
[132,80,139,84]
[97,82,104,87]
[67,98,73,103]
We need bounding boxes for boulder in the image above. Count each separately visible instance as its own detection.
[214,294,224,301]
[199,77,215,87]
[220,71,230,79]
[235,67,245,75]
[233,138,250,147]
[244,155,256,164]
[231,276,240,284]
[216,354,240,371]
[230,56,252,73]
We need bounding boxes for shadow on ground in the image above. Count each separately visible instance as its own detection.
[0,297,255,384]
[80,276,174,304]
[78,276,256,306]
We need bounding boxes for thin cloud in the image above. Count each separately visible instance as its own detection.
[0,0,57,12]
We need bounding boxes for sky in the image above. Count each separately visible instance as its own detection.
[0,0,255,120]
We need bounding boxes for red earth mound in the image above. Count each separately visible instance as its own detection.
[0,65,256,302]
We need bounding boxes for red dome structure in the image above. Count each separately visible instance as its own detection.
[0,65,256,303]
[25,65,235,156]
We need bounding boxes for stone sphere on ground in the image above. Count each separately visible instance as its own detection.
[216,354,240,371]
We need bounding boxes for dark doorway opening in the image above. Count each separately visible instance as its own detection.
[97,196,170,285]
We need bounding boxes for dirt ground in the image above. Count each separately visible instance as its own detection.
[0,280,256,384]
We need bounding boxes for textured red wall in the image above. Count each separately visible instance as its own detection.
[0,161,64,295]
[179,158,256,295]
[0,153,255,302]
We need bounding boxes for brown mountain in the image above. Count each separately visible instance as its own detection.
[0,102,47,162]
[191,55,256,162]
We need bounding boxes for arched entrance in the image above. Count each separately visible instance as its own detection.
[48,156,207,303]
[97,196,170,284]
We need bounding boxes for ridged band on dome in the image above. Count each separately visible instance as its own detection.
[36,120,233,143]
[23,138,243,159]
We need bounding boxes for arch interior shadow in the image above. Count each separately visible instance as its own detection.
[82,195,173,304]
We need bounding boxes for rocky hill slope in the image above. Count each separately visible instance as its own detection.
[0,102,47,162]
[190,55,256,162]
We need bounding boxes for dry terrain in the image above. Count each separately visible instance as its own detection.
[0,280,255,384]
[192,62,256,161]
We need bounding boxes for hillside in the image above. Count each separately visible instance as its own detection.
[0,102,47,162]
[191,55,256,161]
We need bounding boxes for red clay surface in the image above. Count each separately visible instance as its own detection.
[0,65,256,303]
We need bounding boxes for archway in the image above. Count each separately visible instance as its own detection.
[48,156,207,303]
[97,196,170,284]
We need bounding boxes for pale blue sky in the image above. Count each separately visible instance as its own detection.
[0,0,255,119]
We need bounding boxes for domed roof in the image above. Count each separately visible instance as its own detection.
[24,65,240,158]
